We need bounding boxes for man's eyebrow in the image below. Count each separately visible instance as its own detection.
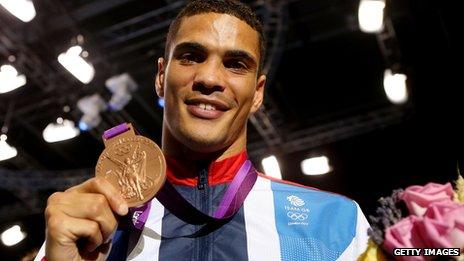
[224,50,258,68]
[172,42,207,54]
[172,42,258,68]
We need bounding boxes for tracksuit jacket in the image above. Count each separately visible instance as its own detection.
[36,150,370,261]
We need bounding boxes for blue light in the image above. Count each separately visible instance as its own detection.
[78,121,89,131]
[157,98,165,108]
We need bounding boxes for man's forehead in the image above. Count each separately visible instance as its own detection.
[172,13,260,58]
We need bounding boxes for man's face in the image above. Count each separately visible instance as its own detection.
[156,13,266,154]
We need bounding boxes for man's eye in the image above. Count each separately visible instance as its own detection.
[179,53,203,63]
[224,60,248,71]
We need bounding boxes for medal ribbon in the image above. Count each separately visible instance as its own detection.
[103,123,258,235]
[157,159,256,223]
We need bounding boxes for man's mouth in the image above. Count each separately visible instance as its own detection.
[185,98,231,119]
[196,103,217,111]
[185,97,231,111]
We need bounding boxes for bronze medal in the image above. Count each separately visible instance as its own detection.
[95,123,166,207]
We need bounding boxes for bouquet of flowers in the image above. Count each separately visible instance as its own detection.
[360,174,464,261]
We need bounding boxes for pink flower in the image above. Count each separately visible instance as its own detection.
[416,201,464,250]
[400,182,454,216]
[383,216,426,261]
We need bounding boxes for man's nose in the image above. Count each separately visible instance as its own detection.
[193,60,226,93]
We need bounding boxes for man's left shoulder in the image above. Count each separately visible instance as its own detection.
[257,173,358,212]
[252,174,370,259]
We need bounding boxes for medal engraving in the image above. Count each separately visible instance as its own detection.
[96,133,166,207]
[106,143,152,200]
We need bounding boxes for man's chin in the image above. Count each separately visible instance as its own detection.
[183,137,227,154]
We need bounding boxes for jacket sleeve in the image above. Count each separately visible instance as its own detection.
[337,202,371,261]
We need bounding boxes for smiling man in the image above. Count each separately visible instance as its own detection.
[157,10,265,159]
[37,1,370,260]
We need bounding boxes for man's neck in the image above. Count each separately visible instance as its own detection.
[161,125,247,164]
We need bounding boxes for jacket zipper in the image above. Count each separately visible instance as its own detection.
[196,167,210,260]
[197,168,208,190]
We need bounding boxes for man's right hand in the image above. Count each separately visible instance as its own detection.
[44,177,128,261]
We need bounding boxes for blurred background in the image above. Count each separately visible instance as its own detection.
[0,0,461,259]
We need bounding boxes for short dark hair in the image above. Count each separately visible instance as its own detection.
[165,0,266,73]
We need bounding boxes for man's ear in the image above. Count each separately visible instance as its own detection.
[250,74,266,113]
[155,58,166,98]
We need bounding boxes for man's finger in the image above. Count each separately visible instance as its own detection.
[46,213,104,255]
[66,177,128,216]
[48,195,118,241]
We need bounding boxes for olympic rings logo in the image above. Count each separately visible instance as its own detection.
[287,211,308,221]
[115,144,132,156]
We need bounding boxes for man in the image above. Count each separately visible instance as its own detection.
[36,1,370,260]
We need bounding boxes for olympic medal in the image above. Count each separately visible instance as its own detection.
[95,125,166,207]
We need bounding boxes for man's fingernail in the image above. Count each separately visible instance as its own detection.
[119,204,128,215]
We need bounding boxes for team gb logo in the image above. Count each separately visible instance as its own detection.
[287,195,305,207]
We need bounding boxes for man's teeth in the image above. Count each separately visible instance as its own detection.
[198,103,216,111]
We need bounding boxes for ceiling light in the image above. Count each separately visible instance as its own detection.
[105,73,138,111]
[58,45,95,84]
[77,94,106,116]
[0,64,26,94]
[301,156,332,176]
[358,0,385,33]
[158,98,165,108]
[42,118,80,143]
[78,121,89,131]
[77,94,106,131]
[383,69,408,104]
[79,114,102,132]
[0,0,36,22]
[1,225,26,246]
[261,155,282,179]
[0,134,17,161]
